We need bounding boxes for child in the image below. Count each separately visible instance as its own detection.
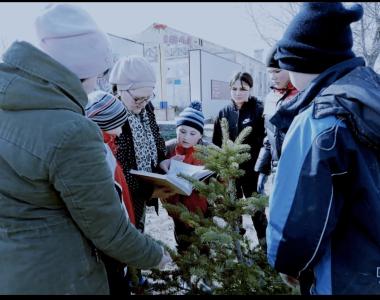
[160,101,210,254]
[86,90,137,295]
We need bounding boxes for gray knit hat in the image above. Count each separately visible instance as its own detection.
[176,101,204,134]
[86,90,127,131]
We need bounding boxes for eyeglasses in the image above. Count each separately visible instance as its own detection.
[122,90,156,105]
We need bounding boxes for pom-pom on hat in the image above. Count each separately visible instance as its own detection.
[35,4,113,79]
[176,101,205,135]
[86,90,128,131]
[275,2,364,74]
[109,55,156,90]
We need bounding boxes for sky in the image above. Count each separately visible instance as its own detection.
[0,2,286,59]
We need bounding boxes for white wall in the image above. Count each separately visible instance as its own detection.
[189,49,242,120]
[108,33,144,61]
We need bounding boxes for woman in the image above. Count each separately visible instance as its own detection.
[0,4,169,294]
[254,46,298,194]
[109,55,176,234]
[212,71,266,247]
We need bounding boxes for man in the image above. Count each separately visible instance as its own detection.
[267,2,380,295]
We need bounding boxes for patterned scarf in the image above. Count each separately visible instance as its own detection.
[125,108,158,172]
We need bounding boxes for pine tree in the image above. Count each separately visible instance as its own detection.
[145,118,292,295]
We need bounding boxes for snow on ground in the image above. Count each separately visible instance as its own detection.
[144,174,274,250]
[144,201,259,250]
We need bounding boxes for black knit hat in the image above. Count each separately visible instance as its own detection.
[265,45,279,68]
[275,2,363,74]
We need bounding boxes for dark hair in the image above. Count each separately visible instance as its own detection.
[230,72,253,88]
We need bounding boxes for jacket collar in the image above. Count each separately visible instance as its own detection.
[270,57,365,132]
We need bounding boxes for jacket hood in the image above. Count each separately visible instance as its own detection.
[314,66,380,151]
[0,41,88,114]
[270,57,365,132]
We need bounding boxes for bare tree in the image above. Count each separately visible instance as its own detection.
[246,3,380,70]
[245,3,301,48]
[351,2,380,69]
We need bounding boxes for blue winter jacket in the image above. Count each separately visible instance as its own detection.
[267,57,380,295]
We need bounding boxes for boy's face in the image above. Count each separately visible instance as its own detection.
[289,71,319,91]
[267,68,290,89]
[176,125,202,148]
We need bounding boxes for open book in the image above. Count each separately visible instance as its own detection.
[130,160,214,196]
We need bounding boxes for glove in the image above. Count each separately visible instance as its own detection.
[279,273,300,289]
[257,173,268,195]
[156,246,173,270]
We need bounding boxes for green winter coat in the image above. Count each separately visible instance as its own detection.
[0,41,162,295]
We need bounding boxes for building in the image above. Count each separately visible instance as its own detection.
[106,23,269,120]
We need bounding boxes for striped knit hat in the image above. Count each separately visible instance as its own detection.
[176,101,204,134]
[86,90,127,131]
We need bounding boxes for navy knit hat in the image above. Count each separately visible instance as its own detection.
[275,2,363,74]
[86,90,128,131]
[265,45,280,69]
[176,101,204,135]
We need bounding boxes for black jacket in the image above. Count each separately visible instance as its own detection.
[115,102,166,224]
[212,97,265,173]
[254,88,298,175]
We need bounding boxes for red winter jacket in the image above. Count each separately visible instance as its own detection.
[103,132,136,225]
[165,143,208,216]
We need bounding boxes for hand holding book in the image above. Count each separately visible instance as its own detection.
[130,160,214,196]
[159,155,185,173]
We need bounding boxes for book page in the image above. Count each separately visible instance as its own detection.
[129,169,191,196]
[168,160,213,180]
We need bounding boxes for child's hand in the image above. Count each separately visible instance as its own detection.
[159,155,185,173]
[171,154,185,162]
[159,159,171,173]
[152,185,177,199]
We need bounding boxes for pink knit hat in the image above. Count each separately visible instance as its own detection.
[35,4,113,79]
[109,56,156,90]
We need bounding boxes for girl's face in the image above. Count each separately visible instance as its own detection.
[119,86,155,114]
[267,67,290,89]
[230,80,251,108]
[289,71,319,92]
[176,125,202,148]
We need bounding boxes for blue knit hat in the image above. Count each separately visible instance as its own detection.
[275,2,363,74]
[86,90,127,131]
[176,101,204,135]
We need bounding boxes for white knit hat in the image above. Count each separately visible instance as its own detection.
[109,55,156,90]
[35,4,113,79]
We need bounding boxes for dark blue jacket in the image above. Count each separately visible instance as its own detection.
[267,57,380,294]
[212,97,265,174]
